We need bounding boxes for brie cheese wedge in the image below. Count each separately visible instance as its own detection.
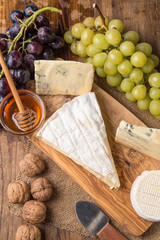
[130,171,160,222]
[36,92,120,189]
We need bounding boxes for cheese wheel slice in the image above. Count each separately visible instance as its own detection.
[130,170,160,222]
[35,92,120,189]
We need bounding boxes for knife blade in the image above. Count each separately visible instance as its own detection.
[75,201,128,240]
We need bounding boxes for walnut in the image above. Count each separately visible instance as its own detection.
[7,180,30,204]
[15,224,41,240]
[23,200,46,224]
[31,178,52,201]
[19,153,45,178]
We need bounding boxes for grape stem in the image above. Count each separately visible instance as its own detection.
[93,3,107,31]
[8,7,62,53]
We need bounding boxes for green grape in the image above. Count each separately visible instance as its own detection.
[120,78,134,92]
[149,99,160,116]
[123,30,139,45]
[104,60,117,75]
[150,54,160,68]
[144,69,158,81]
[105,29,121,45]
[64,31,74,44]
[135,79,144,85]
[135,43,152,57]
[83,17,95,28]
[122,74,129,78]
[137,94,151,110]
[81,28,94,46]
[141,58,154,73]
[94,16,109,29]
[125,92,136,102]
[96,67,106,77]
[148,73,160,87]
[84,57,93,64]
[108,49,123,65]
[131,85,147,100]
[108,19,124,33]
[149,87,160,100]
[93,52,107,67]
[71,23,85,38]
[117,59,133,75]
[116,85,124,92]
[93,33,109,50]
[130,51,147,67]
[70,41,78,54]
[76,41,87,57]
[120,41,135,56]
[86,44,102,57]
[130,68,143,82]
[106,72,122,86]
[155,115,160,120]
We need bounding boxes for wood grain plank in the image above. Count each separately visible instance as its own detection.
[29,84,160,236]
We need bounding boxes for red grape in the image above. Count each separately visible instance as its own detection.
[9,10,24,23]
[26,40,43,55]
[24,4,38,17]
[41,46,54,60]
[6,39,20,51]
[23,54,36,73]
[7,50,22,69]
[13,66,30,84]
[0,78,10,96]
[38,27,55,43]
[0,33,8,51]
[35,14,49,28]
[22,17,35,32]
[50,36,65,50]
[9,22,21,39]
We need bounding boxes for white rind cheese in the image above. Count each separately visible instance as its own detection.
[34,60,94,96]
[36,92,120,189]
[115,120,160,161]
[130,170,160,222]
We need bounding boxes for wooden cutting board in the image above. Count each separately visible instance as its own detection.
[29,83,160,236]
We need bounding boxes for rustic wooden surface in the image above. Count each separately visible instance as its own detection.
[0,0,160,240]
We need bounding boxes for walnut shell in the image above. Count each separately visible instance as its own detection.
[15,224,41,240]
[31,178,52,201]
[7,180,30,204]
[23,200,46,224]
[19,153,45,178]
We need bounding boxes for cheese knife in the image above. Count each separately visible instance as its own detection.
[75,201,128,240]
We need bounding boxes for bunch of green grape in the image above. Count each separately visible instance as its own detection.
[64,16,160,120]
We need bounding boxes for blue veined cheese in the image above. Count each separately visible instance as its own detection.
[35,92,120,189]
[34,60,94,95]
[115,120,160,161]
[130,170,160,221]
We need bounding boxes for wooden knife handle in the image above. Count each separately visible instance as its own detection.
[97,223,128,240]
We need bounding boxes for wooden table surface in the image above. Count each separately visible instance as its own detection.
[0,0,160,239]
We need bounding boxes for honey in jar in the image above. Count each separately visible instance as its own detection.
[0,90,46,135]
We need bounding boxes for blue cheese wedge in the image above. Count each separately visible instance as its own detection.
[130,170,160,222]
[35,92,120,189]
[115,120,160,161]
[34,60,94,95]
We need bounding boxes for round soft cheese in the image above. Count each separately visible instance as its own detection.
[130,170,160,222]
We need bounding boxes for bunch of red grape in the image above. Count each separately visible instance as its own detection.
[0,4,64,103]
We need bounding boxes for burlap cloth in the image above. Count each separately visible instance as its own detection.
[9,79,160,240]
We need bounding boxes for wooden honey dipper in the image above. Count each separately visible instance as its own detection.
[0,50,37,132]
